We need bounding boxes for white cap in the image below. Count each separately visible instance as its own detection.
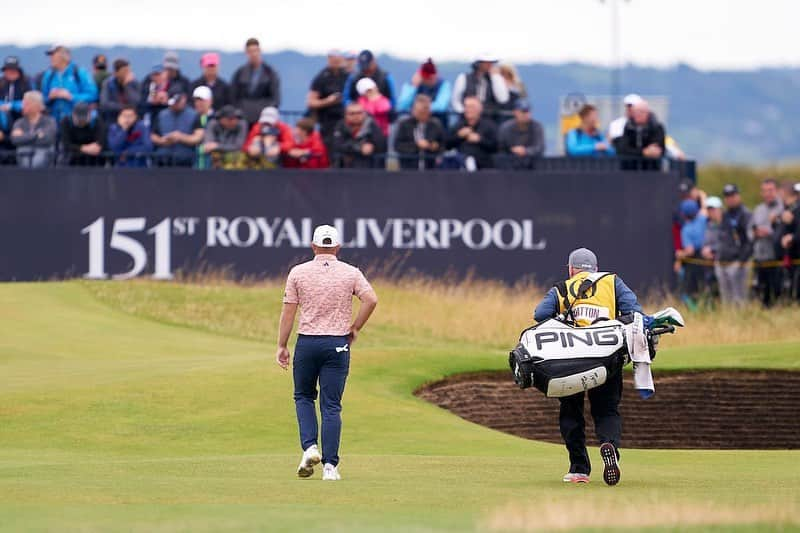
[623,93,643,106]
[258,106,280,124]
[192,85,212,101]
[475,52,498,63]
[706,196,723,209]
[355,77,377,96]
[312,225,340,247]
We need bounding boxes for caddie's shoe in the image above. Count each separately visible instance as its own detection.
[562,472,590,483]
[297,444,321,478]
[322,463,341,481]
[600,442,621,486]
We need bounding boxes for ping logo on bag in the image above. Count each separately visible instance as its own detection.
[532,328,620,350]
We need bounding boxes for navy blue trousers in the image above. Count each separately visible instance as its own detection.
[292,334,350,466]
[558,368,622,475]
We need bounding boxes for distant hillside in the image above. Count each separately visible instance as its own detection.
[2,44,799,164]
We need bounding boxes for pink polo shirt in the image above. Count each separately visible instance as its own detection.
[283,254,374,336]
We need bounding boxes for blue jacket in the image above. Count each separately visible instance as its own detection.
[397,80,452,114]
[37,62,98,123]
[565,128,615,157]
[107,121,152,167]
[680,214,708,252]
[533,275,643,323]
[0,110,9,134]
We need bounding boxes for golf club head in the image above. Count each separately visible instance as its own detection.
[651,307,685,328]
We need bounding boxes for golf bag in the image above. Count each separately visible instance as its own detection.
[508,312,679,398]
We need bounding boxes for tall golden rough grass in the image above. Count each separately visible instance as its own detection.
[83,275,800,349]
[370,277,800,348]
[482,499,798,531]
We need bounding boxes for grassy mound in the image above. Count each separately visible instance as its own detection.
[0,280,798,532]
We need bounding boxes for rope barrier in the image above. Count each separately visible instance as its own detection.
[678,256,800,268]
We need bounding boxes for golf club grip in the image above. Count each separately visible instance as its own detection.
[650,325,676,337]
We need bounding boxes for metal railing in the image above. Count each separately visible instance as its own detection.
[0,148,695,178]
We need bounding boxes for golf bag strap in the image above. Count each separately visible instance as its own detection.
[560,272,615,324]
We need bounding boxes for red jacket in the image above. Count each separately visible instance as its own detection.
[242,121,293,154]
[281,130,329,169]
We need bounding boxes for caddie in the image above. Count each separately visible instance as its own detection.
[533,247,643,486]
[276,224,378,481]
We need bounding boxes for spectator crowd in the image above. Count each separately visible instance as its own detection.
[0,40,675,170]
[674,179,800,307]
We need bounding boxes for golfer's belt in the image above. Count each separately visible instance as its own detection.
[509,318,629,397]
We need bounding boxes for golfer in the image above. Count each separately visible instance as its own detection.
[533,247,643,486]
[276,224,378,481]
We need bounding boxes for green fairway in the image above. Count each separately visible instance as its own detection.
[0,281,798,532]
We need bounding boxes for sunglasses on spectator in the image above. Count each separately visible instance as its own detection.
[346,111,364,115]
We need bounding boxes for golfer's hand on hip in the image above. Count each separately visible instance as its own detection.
[276,346,290,370]
[348,326,359,345]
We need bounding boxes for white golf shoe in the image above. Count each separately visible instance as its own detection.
[322,463,341,481]
[562,472,590,483]
[296,444,321,478]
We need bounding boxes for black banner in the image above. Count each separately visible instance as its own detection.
[0,168,678,290]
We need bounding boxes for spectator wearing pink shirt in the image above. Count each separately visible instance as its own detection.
[276,225,378,481]
[356,77,391,136]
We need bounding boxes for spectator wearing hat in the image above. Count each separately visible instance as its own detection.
[162,51,191,96]
[281,117,329,169]
[99,59,140,123]
[231,38,281,125]
[616,100,666,169]
[92,54,111,90]
[1,56,33,126]
[243,106,293,168]
[139,64,169,128]
[397,58,451,127]
[188,86,214,168]
[675,198,707,300]
[701,196,724,257]
[107,105,152,168]
[331,102,387,169]
[307,50,348,153]
[139,52,190,125]
[701,195,724,296]
[451,55,509,120]
[751,178,784,307]
[716,184,752,305]
[1,56,32,159]
[356,77,391,137]
[394,94,445,170]
[150,88,199,167]
[59,102,106,166]
[778,182,800,300]
[36,45,98,124]
[446,96,498,170]
[203,104,248,169]
[342,50,397,114]
[608,93,642,148]
[10,90,57,168]
[566,104,615,157]
[191,53,231,110]
[497,100,544,169]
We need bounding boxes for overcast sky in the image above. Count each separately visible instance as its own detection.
[3,0,796,69]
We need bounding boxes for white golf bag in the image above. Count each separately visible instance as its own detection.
[509,309,682,398]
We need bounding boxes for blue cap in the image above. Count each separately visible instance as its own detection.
[358,50,374,71]
[680,199,700,218]
[514,100,531,112]
[151,63,164,74]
